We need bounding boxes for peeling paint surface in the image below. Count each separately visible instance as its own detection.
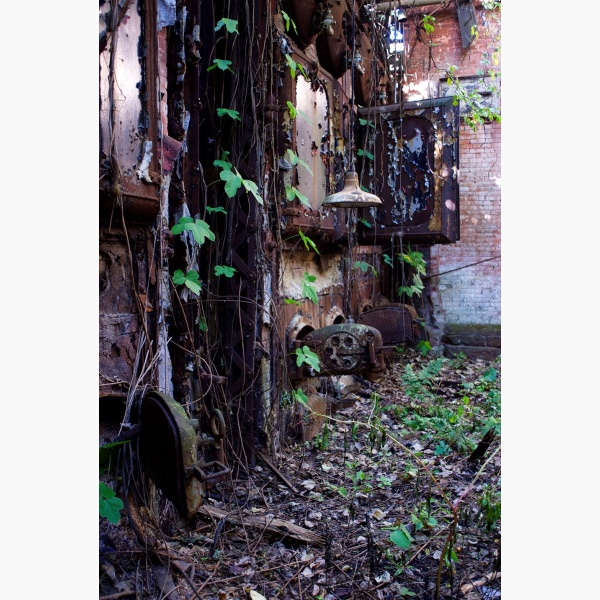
[295,77,329,211]
[157,0,176,30]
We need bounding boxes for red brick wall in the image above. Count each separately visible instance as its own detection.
[402,2,501,337]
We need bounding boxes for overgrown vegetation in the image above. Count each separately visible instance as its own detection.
[99,2,501,597]
[100,350,500,599]
[415,2,501,131]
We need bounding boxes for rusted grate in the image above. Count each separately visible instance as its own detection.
[356,304,416,345]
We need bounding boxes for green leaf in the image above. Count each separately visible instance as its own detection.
[483,367,497,382]
[286,101,297,119]
[99,441,129,476]
[284,298,301,305]
[216,107,241,121]
[172,270,201,295]
[99,482,124,524]
[286,102,311,123]
[207,58,233,72]
[301,272,318,304]
[422,15,436,34]
[416,340,431,356]
[302,282,318,304]
[215,18,239,34]
[357,148,374,160]
[281,10,298,34]
[357,217,372,229]
[241,176,264,205]
[411,513,424,531]
[304,348,320,371]
[286,100,298,119]
[286,149,313,175]
[183,270,201,295]
[192,219,215,245]
[197,317,208,332]
[337,487,348,498]
[292,388,309,407]
[296,346,321,372]
[213,151,232,170]
[214,265,237,277]
[99,481,115,500]
[353,261,377,276]
[213,159,232,169]
[285,184,296,201]
[285,53,297,78]
[298,229,320,254]
[297,62,308,79]
[390,526,414,549]
[383,253,394,267]
[172,269,186,286]
[399,588,416,597]
[172,216,215,246]
[285,184,311,208]
[358,118,375,128]
[434,441,451,456]
[205,206,227,214]
[220,168,243,197]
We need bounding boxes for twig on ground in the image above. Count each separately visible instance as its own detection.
[256,449,300,494]
[460,571,501,594]
[99,592,136,600]
[193,559,222,596]
[198,504,325,546]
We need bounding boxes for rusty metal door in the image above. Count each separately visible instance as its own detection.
[356,97,460,245]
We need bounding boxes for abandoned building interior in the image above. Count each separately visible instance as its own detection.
[99,0,500,566]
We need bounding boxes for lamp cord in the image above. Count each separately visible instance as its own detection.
[350,0,356,172]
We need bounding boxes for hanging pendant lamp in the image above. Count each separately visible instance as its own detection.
[322,170,382,208]
[322,0,382,209]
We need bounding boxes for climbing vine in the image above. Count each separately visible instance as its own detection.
[410,1,501,131]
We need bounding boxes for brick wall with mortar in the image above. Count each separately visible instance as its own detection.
[402,2,501,354]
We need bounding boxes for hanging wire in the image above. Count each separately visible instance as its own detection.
[349,0,356,171]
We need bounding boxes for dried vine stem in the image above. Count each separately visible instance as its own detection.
[434,444,500,600]
[298,407,500,597]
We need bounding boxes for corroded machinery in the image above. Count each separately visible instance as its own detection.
[291,322,385,379]
[139,391,229,519]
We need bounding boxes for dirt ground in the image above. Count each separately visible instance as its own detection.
[100,349,501,599]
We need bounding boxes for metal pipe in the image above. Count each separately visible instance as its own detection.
[374,0,448,10]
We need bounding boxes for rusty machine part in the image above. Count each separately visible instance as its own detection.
[139,391,229,519]
[315,0,350,78]
[294,323,384,376]
[285,0,320,47]
[355,304,419,346]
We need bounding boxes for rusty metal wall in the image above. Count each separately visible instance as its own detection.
[99,0,161,222]
[99,223,160,404]
[98,0,453,459]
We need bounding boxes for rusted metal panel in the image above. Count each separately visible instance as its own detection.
[99,228,155,396]
[99,0,161,222]
[355,304,418,345]
[356,97,460,244]
[276,44,349,243]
